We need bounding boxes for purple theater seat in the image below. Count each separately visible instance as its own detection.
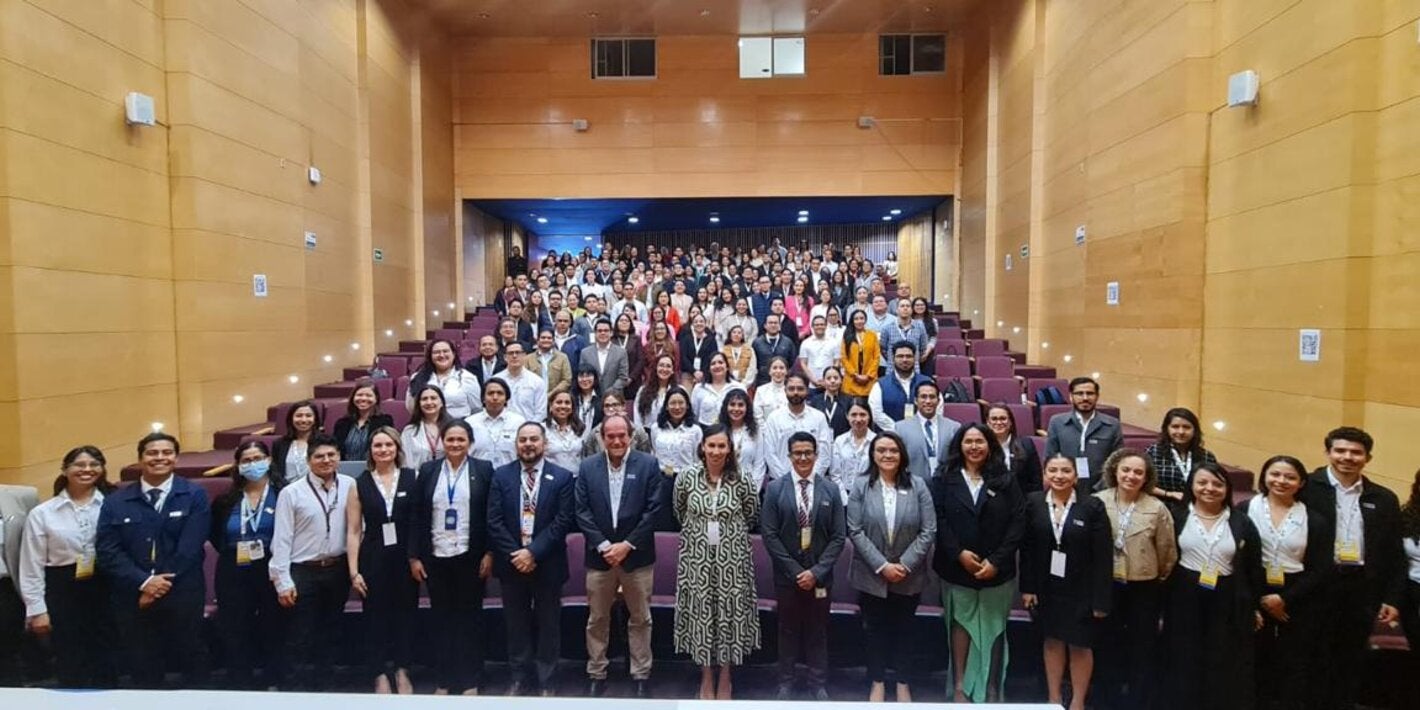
[935,356,972,380]
[394,375,411,402]
[380,399,412,431]
[829,545,859,615]
[433,329,463,343]
[939,376,977,400]
[1014,365,1056,380]
[271,401,296,436]
[940,402,983,427]
[1026,378,1068,404]
[1038,404,1071,432]
[313,381,358,399]
[193,476,233,502]
[239,434,282,453]
[315,398,349,434]
[919,571,944,616]
[973,356,1015,379]
[968,339,1007,358]
[1029,436,1045,459]
[977,377,1024,405]
[375,355,408,379]
[407,356,425,373]
[751,536,777,611]
[651,533,679,607]
[563,533,588,602]
[937,339,968,358]
[203,544,219,617]
[458,343,479,363]
[371,377,395,402]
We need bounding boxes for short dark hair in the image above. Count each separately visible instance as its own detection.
[306,433,341,458]
[1184,462,1234,506]
[1067,376,1099,394]
[785,371,810,389]
[1257,455,1309,495]
[913,380,939,398]
[440,419,474,440]
[1324,426,1374,454]
[893,340,918,356]
[137,432,180,457]
[787,431,818,453]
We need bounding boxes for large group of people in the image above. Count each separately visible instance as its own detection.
[0,240,1417,710]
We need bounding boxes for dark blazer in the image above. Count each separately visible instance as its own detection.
[1299,469,1405,609]
[467,357,508,390]
[1169,504,1265,619]
[410,457,494,565]
[574,450,662,572]
[556,333,588,369]
[514,320,536,349]
[97,476,212,597]
[355,468,419,558]
[1019,492,1113,615]
[1005,436,1043,494]
[932,467,1026,588]
[760,474,846,588]
[487,460,576,584]
[807,391,851,438]
[333,414,396,452]
[677,329,720,376]
[1043,411,1124,488]
[269,438,301,481]
[1240,497,1334,607]
[751,334,798,385]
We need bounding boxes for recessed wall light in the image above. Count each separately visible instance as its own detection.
[323,354,334,363]
[150,422,164,432]
[350,342,361,350]
[709,216,721,223]
[288,375,300,384]
[628,216,639,224]
[1062,354,1073,363]
[432,310,441,317]
[996,320,1005,328]
[405,319,414,326]
[1213,420,1227,431]
[700,8,711,16]
[882,216,892,221]
[584,236,593,241]
[890,209,902,215]
[798,210,809,216]
[1091,371,1101,379]
[1012,326,1021,334]
[1136,393,1149,402]
[232,395,244,404]
[1042,342,1050,349]
[384,329,394,337]
[447,302,456,310]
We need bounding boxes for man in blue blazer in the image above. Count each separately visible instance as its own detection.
[574,414,662,698]
[488,422,576,697]
[96,432,211,688]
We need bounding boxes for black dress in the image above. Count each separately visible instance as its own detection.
[1019,492,1113,647]
[354,468,420,673]
[1160,508,1263,710]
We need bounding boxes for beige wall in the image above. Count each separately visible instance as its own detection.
[960,0,1420,489]
[452,33,962,199]
[0,0,457,491]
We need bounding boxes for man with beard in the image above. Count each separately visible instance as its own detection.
[762,372,834,484]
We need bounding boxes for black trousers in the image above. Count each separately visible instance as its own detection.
[1313,568,1376,710]
[286,563,350,689]
[1255,572,1322,710]
[112,581,209,688]
[213,555,287,689]
[860,591,919,685]
[361,548,418,673]
[42,566,116,688]
[0,577,37,685]
[500,573,563,688]
[1400,580,1420,707]
[426,553,485,692]
[1095,579,1162,710]
[776,585,831,688]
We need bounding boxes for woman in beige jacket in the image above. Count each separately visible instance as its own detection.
[1093,448,1178,710]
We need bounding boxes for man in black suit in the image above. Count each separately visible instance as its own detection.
[505,298,536,348]
[468,335,506,390]
[760,432,846,701]
[488,422,576,696]
[410,421,494,695]
[752,313,798,386]
[1299,426,1404,710]
[574,415,661,698]
[551,309,587,369]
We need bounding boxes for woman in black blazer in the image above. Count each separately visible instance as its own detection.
[985,404,1041,494]
[270,400,322,483]
[1160,462,1263,710]
[808,366,852,438]
[1020,454,1113,710]
[344,427,419,694]
[1243,455,1333,710]
[930,423,1026,703]
[332,383,395,461]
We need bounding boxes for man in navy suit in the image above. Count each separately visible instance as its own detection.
[574,414,661,698]
[488,422,576,697]
[96,432,211,688]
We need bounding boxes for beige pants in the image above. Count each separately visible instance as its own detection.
[585,563,654,680]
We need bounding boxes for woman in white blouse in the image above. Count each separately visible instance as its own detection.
[831,399,876,504]
[543,390,586,472]
[635,354,676,432]
[718,389,765,494]
[405,338,482,420]
[465,379,525,469]
[650,386,704,531]
[753,357,790,424]
[401,385,451,470]
[715,298,758,345]
[1245,454,1332,710]
[19,445,115,687]
[690,353,744,427]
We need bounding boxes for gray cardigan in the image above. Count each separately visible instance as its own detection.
[846,475,936,598]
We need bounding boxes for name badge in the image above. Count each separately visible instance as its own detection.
[382,522,398,547]
[544,474,554,482]
[1266,564,1285,587]
[986,489,997,497]
[1075,457,1092,479]
[1336,540,1361,564]
[800,526,812,551]
[693,357,702,371]
[904,403,916,419]
[1362,502,1376,509]
[521,509,536,546]
[168,510,184,518]
[1198,565,1219,590]
[1112,551,1126,583]
[236,540,265,566]
[75,552,96,580]
[444,508,459,531]
[1073,519,1085,527]
[707,521,722,546]
[395,491,407,498]
[1050,550,1067,578]
[814,587,828,599]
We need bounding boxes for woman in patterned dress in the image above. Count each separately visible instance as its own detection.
[673,424,762,700]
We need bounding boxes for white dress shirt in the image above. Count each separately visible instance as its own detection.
[1326,467,1366,565]
[650,424,703,473]
[140,475,175,512]
[18,490,104,616]
[544,422,584,472]
[427,368,483,420]
[431,458,472,558]
[731,426,766,491]
[882,481,900,548]
[754,381,788,423]
[466,409,526,469]
[868,374,918,432]
[269,474,354,593]
[691,381,745,426]
[283,440,310,484]
[798,335,840,381]
[831,430,875,502]
[400,421,444,470]
[500,368,548,422]
[1247,496,1309,575]
[1178,508,1236,576]
[1404,537,1420,584]
[763,406,834,482]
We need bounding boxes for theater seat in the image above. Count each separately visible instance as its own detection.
[977,377,1024,405]
[940,403,983,427]
[380,399,412,431]
[968,339,1007,358]
[973,356,1015,379]
[935,355,972,380]
[651,533,679,608]
[1025,378,1068,404]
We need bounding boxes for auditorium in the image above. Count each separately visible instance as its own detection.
[1,1,1418,708]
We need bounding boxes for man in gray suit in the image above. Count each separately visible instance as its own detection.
[0,483,39,685]
[578,318,629,398]
[1043,376,1123,486]
[761,432,845,701]
[894,380,961,480]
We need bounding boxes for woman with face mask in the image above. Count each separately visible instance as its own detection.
[209,441,287,689]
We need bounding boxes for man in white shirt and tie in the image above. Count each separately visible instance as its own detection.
[763,373,834,483]
[269,434,354,690]
[498,342,548,422]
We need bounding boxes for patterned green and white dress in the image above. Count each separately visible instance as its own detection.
[672,463,761,666]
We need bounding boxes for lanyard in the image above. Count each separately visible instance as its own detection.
[824,396,838,421]
[240,485,269,537]
[444,459,468,508]
[305,476,339,536]
[1260,498,1304,567]
[1050,494,1076,547]
[1189,508,1231,570]
[1113,492,1136,550]
[423,423,440,457]
[1170,447,1192,478]
[1075,413,1092,452]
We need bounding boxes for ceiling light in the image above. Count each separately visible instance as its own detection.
[288,375,300,384]
[797,216,808,223]
[973,309,979,315]
[628,216,639,224]
[1091,371,1101,379]
[404,319,414,326]
[586,11,598,18]
[323,354,334,363]
[709,216,720,223]
[432,310,441,317]
[1012,326,1021,334]
[232,395,244,404]
[890,209,902,215]
[537,217,548,224]
[477,12,490,19]
[150,421,164,432]
[1063,354,1073,363]
[1041,342,1050,349]
[882,215,892,221]
[447,302,456,310]
[584,236,593,241]
[798,210,809,216]
[384,329,394,337]
[996,320,1004,328]
[350,342,361,350]
[1213,420,1227,431]
[1136,393,1149,403]
[700,8,711,16]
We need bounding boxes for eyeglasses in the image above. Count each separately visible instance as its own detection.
[790,451,816,459]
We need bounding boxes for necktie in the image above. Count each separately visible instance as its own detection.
[523,467,538,514]
[797,479,811,527]
[146,488,162,509]
[924,420,936,459]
